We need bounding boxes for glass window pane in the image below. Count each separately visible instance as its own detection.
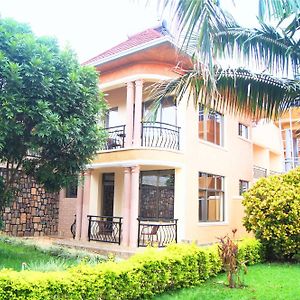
[198,172,224,222]
[199,106,223,146]
[106,108,119,127]
[199,173,207,188]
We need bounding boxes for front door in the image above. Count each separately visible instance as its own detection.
[102,173,114,216]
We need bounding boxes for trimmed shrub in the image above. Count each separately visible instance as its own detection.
[243,168,300,260]
[0,238,263,299]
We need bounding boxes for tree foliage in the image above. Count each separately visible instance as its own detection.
[0,18,106,212]
[243,169,300,260]
[156,0,300,118]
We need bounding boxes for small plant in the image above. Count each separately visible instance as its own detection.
[218,229,247,288]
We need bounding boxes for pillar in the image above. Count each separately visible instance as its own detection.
[75,182,83,240]
[133,80,143,147]
[125,82,134,147]
[129,165,140,248]
[80,170,91,241]
[121,167,131,247]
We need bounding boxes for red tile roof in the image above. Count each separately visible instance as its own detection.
[83,26,169,66]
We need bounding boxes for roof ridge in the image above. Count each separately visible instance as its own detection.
[82,25,169,66]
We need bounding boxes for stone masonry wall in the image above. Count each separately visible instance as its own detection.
[1,171,59,237]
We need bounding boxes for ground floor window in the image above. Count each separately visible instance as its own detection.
[65,181,78,198]
[139,170,175,220]
[239,180,249,195]
[198,172,224,222]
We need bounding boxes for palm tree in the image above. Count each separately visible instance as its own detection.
[154,0,300,119]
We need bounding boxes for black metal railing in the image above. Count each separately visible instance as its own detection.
[101,125,126,150]
[137,218,178,247]
[70,214,76,239]
[253,165,267,178]
[141,122,180,150]
[88,215,122,245]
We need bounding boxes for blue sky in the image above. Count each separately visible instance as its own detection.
[0,0,258,62]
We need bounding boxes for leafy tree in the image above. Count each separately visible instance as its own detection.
[155,0,300,118]
[0,18,106,217]
[243,169,300,260]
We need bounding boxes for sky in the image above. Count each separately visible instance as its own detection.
[0,0,258,63]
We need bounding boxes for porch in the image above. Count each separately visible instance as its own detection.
[71,165,184,248]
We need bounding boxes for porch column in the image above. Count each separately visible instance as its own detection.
[80,170,91,241]
[75,182,83,240]
[125,82,134,147]
[133,80,143,147]
[121,167,131,247]
[129,165,140,248]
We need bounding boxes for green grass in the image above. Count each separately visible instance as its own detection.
[154,263,300,300]
[0,239,77,271]
[0,236,106,272]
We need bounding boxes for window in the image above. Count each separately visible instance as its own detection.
[105,107,119,127]
[65,182,78,198]
[143,97,177,126]
[239,180,249,196]
[198,172,224,222]
[199,105,224,146]
[140,170,175,219]
[238,123,249,139]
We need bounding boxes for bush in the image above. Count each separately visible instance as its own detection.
[0,238,263,299]
[243,168,300,260]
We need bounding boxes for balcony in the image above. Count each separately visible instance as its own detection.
[284,158,300,171]
[141,122,180,151]
[101,125,126,150]
[253,165,267,179]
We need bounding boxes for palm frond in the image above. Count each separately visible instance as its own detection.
[214,23,300,76]
[258,0,300,21]
[151,67,300,119]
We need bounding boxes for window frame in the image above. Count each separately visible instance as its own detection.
[199,105,224,146]
[198,172,225,222]
[139,169,175,220]
[65,182,78,198]
[142,97,177,126]
[238,123,249,139]
[239,180,249,196]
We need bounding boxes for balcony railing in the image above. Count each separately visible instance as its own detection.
[284,158,300,171]
[141,122,180,150]
[253,165,267,179]
[137,218,178,247]
[71,214,76,239]
[88,215,122,245]
[101,125,126,150]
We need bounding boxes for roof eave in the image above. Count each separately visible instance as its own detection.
[86,36,176,68]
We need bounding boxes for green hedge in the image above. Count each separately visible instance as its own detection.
[0,238,263,299]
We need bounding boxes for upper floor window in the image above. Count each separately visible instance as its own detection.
[239,180,249,196]
[105,107,119,128]
[199,106,224,146]
[198,172,225,222]
[238,123,249,139]
[143,97,177,126]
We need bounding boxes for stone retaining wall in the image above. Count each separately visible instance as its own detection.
[1,171,59,237]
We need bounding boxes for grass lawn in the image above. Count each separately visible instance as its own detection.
[0,236,105,272]
[154,263,300,300]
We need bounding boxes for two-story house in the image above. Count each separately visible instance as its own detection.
[57,25,284,248]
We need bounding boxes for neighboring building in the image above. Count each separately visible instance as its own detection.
[57,25,285,248]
